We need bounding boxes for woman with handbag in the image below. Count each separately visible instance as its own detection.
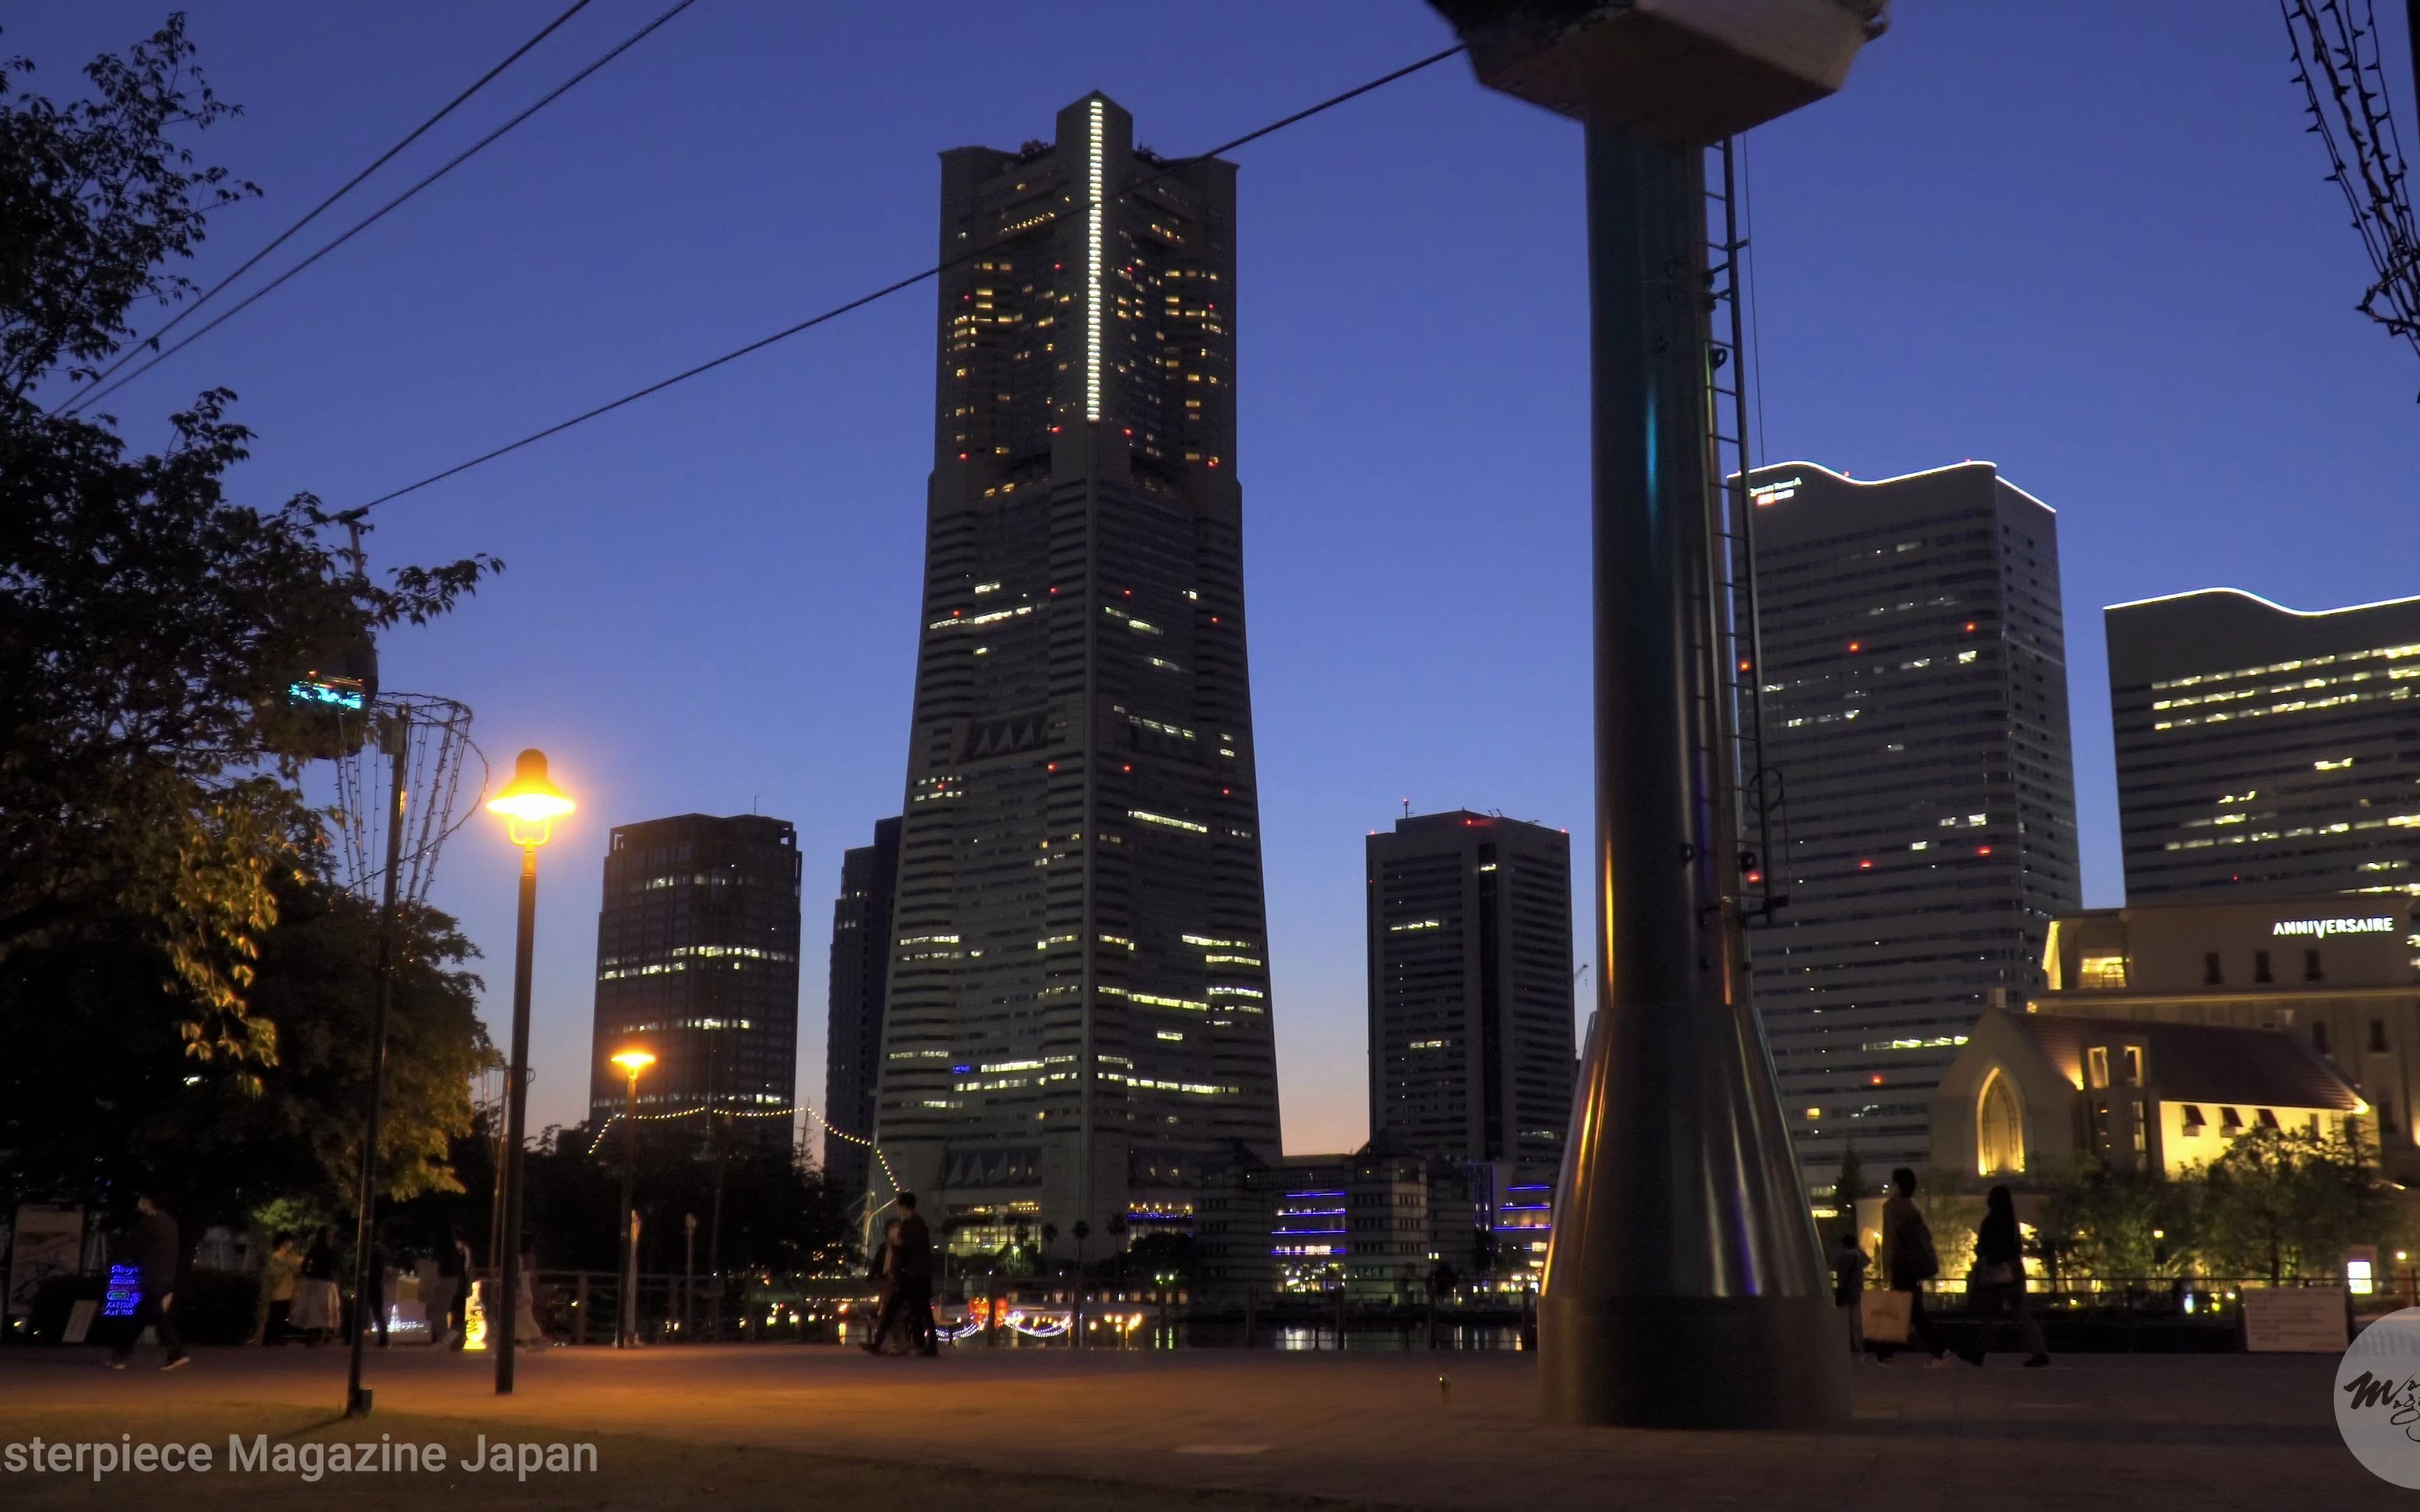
[1875,1168,1950,1365]
[1962,1184,2050,1367]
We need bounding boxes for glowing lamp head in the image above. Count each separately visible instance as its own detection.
[488,748,574,844]
[611,1049,655,1078]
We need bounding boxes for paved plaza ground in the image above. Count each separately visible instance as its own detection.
[0,1342,2377,1509]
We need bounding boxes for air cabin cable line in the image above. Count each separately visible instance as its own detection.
[48,0,603,416]
[65,0,707,416]
[349,42,1470,516]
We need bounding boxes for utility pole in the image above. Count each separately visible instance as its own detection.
[1424,0,1887,1430]
[494,839,538,1390]
[683,1213,697,1341]
[344,712,408,1418]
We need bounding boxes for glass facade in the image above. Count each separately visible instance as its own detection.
[2106,589,2420,903]
[1741,461,2081,1189]
[1365,811,1575,1168]
[873,95,1281,1247]
[589,814,803,1149]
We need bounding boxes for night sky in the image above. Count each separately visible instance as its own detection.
[18,3,2419,1154]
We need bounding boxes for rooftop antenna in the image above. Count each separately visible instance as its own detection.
[1402,797,1411,819]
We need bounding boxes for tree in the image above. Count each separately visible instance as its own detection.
[2038,1155,2193,1282]
[1099,1231,1193,1285]
[503,1123,850,1276]
[220,878,494,1206]
[1912,1171,1980,1287]
[0,17,496,1067]
[2197,1125,2401,1284]
[1,13,256,398]
[1831,1142,1868,1244]
[0,873,492,1228]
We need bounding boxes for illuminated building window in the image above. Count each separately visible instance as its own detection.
[2078,953,2128,990]
[1976,1068,2024,1176]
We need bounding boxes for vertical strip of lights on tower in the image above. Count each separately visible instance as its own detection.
[1085,99,1104,424]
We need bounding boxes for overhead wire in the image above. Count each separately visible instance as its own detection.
[48,0,602,416]
[347,41,1470,517]
[64,0,708,417]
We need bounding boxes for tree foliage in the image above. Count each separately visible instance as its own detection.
[2037,1155,2192,1282]
[2196,1125,2398,1284]
[1830,1142,1868,1244]
[0,13,256,396]
[2036,1125,2404,1284]
[0,874,492,1225]
[0,15,496,1065]
[496,1123,851,1276]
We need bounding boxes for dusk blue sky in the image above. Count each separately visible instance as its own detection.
[19,4,2418,1154]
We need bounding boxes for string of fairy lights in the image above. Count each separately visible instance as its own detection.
[582,1100,898,1191]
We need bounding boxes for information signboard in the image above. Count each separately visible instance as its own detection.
[6,1205,84,1317]
[2242,1286,2349,1352]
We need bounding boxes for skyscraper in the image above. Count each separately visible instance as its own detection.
[589,814,803,1149]
[871,94,1282,1254]
[2106,589,2420,903]
[1741,461,2081,1186]
[1365,811,1575,1166]
[822,816,900,1198]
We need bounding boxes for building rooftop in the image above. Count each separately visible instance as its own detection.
[2008,1011,2360,1112]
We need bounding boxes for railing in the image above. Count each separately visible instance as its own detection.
[500,1272,2369,1353]
[514,1273,1545,1350]
[1889,1275,2377,1354]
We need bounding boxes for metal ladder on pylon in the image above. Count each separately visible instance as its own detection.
[1699,136,1787,929]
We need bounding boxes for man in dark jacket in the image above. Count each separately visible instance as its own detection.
[110,1193,187,1371]
[863,1192,938,1357]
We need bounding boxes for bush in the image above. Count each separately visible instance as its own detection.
[174,1268,261,1345]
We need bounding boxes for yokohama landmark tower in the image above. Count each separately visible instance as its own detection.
[871,94,1283,1254]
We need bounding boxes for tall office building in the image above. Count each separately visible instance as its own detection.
[1365,811,1575,1166]
[872,94,1282,1252]
[2106,589,2420,903]
[822,816,900,1198]
[589,814,803,1149]
[1741,461,2081,1186]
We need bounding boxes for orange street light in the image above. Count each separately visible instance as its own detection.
[489,748,575,1396]
[487,748,575,846]
[612,1046,655,1348]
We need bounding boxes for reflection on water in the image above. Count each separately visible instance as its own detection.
[1208,1323,1529,1352]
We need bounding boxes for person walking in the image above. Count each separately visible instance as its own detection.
[1962,1184,2050,1368]
[1830,1228,1870,1356]
[862,1194,937,1357]
[865,1219,915,1354]
[109,1193,187,1371]
[1875,1168,1949,1366]
[364,1224,395,1348]
[261,1234,300,1345]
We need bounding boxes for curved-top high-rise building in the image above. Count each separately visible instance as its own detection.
[2106,589,2420,904]
[1740,460,2082,1189]
[870,94,1282,1257]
